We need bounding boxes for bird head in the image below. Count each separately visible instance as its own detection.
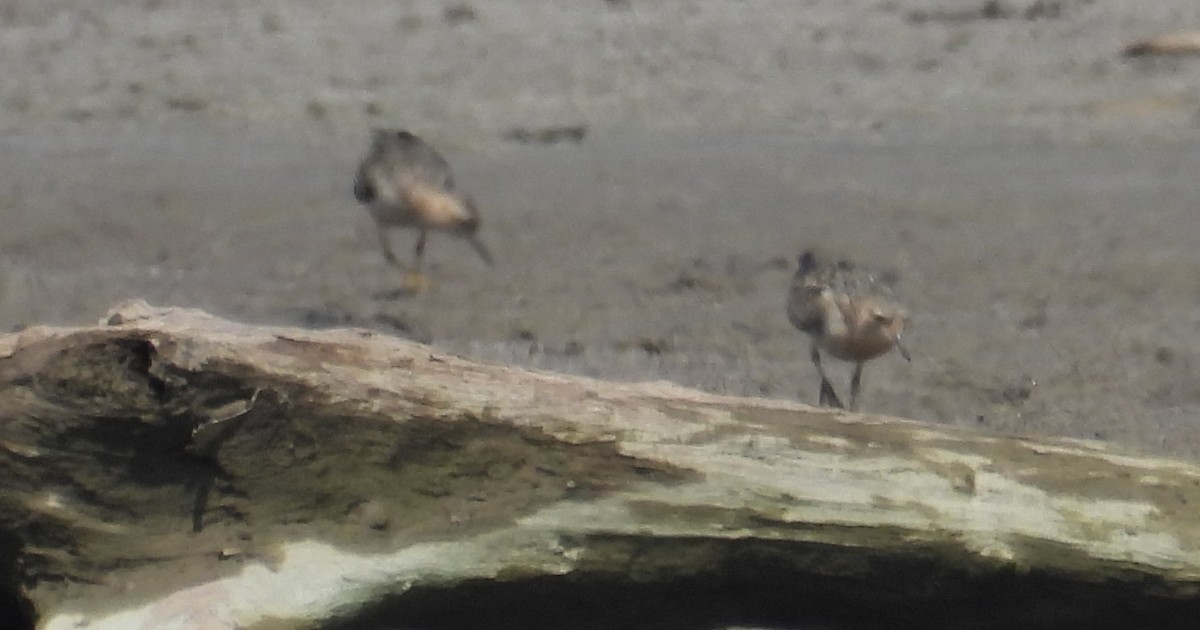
[868,304,911,361]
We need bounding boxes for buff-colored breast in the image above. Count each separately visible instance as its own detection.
[404,182,472,229]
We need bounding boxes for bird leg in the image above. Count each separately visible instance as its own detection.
[849,362,864,411]
[413,229,428,268]
[376,225,400,266]
[810,346,844,409]
[403,229,430,292]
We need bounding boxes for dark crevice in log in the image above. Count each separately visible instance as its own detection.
[323,538,1200,630]
[0,528,35,630]
[30,339,168,415]
[9,305,1200,626]
[4,370,694,614]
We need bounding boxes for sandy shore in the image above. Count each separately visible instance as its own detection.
[4,0,1200,459]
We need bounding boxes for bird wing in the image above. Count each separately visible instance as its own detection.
[382,131,457,191]
[786,280,827,335]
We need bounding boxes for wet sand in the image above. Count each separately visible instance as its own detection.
[4,0,1200,460]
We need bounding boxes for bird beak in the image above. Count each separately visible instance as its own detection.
[896,335,912,362]
[469,237,495,267]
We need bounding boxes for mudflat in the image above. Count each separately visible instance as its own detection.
[3,0,1200,458]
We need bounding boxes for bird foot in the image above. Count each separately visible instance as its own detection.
[402,270,430,294]
[818,380,845,409]
[372,270,430,300]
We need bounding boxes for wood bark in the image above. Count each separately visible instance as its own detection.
[2,300,1199,629]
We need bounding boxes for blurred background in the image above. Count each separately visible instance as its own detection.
[3,0,1200,457]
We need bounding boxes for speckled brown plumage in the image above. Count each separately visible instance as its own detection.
[787,250,910,410]
[353,129,493,282]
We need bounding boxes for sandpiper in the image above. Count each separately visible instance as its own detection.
[352,129,493,289]
[786,250,910,410]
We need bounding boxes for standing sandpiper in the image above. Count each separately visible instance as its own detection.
[352,129,493,289]
[786,250,911,411]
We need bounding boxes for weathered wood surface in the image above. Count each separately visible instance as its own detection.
[2,300,1200,629]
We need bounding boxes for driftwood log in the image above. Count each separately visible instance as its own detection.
[2,300,1200,629]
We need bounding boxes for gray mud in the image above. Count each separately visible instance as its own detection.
[3,0,1200,460]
